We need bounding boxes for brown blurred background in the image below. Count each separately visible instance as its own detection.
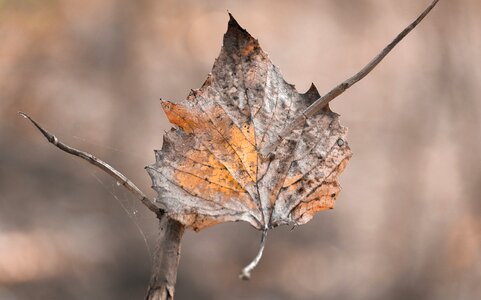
[1,0,480,299]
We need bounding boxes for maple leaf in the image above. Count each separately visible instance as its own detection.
[146,14,352,232]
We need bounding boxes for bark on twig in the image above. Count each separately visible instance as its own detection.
[261,0,440,156]
[145,216,185,300]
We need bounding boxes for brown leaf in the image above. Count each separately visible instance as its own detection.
[146,14,352,232]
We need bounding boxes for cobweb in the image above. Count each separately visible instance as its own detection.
[71,136,158,262]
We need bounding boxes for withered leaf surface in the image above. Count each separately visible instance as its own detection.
[147,15,352,231]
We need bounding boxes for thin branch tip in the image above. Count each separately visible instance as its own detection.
[22,112,162,216]
[261,0,440,156]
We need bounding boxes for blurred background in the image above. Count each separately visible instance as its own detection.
[1,0,480,299]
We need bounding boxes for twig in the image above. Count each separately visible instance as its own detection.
[145,216,184,300]
[239,229,268,280]
[261,0,440,156]
[19,112,162,216]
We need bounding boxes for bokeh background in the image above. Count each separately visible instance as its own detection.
[1,0,480,299]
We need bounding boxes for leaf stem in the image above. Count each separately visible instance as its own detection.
[239,229,268,280]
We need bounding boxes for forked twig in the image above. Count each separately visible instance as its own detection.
[19,112,162,216]
[239,229,268,280]
[261,0,440,156]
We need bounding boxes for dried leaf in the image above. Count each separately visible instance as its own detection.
[146,15,352,232]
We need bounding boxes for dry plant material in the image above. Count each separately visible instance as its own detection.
[147,0,439,278]
[22,0,440,286]
[147,15,352,233]
[146,16,353,279]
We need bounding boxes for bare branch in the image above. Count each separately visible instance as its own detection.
[145,216,184,300]
[239,229,268,280]
[261,0,440,156]
[19,112,162,216]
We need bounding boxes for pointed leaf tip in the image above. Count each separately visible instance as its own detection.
[223,13,258,57]
[226,12,249,36]
[302,83,322,106]
[228,12,240,28]
[305,83,319,96]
